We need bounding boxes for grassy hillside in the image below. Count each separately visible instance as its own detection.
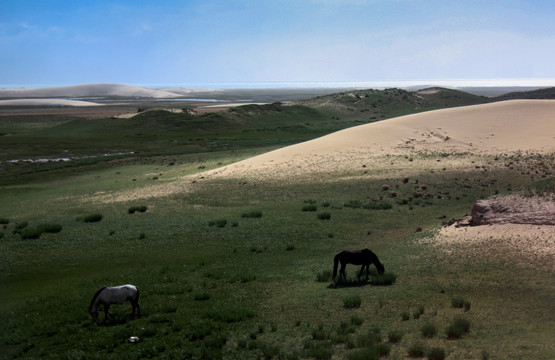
[0,149,553,359]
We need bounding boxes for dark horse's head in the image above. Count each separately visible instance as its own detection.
[375,261,385,274]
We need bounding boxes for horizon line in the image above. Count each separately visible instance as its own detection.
[2,78,554,90]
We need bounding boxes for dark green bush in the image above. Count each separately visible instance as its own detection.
[21,227,44,240]
[128,205,148,214]
[407,341,427,357]
[83,213,103,223]
[343,295,362,309]
[0,218,9,225]
[302,204,318,212]
[208,219,227,228]
[364,201,393,210]
[421,322,438,338]
[194,292,210,301]
[369,272,397,286]
[446,317,471,339]
[241,210,262,218]
[428,347,446,360]
[316,270,333,282]
[39,223,62,233]
[318,212,331,220]
[388,330,403,343]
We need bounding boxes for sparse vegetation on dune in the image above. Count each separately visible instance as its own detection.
[0,91,553,359]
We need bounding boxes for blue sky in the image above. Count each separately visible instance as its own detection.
[1,0,554,86]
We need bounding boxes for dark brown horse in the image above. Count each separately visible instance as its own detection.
[333,249,384,281]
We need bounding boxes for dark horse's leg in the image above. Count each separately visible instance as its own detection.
[340,262,347,280]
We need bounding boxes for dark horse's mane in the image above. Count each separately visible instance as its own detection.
[89,286,107,311]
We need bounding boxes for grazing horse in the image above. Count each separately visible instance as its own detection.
[89,284,141,321]
[333,249,385,281]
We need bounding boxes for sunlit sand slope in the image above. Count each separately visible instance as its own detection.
[207,100,555,179]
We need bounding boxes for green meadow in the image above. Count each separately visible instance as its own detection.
[1,92,553,359]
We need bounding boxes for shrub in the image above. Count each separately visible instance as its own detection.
[343,295,362,309]
[446,317,471,339]
[241,210,262,218]
[303,340,333,360]
[83,213,103,223]
[0,218,9,225]
[318,212,331,220]
[364,201,393,210]
[21,227,43,240]
[209,219,227,228]
[427,347,446,360]
[401,311,410,321]
[370,272,397,286]
[316,270,333,282]
[451,296,466,308]
[128,205,148,214]
[407,341,427,357]
[344,200,362,208]
[194,292,210,301]
[346,347,380,360]
[421,322,438,338]
[38,223,62,234]
[350,315,364,327]
[388,330,403,343]
[302,204,318,212]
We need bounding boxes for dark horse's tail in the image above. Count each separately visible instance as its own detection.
[332,253,340,279]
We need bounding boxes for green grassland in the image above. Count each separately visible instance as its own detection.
[0,89,554,359]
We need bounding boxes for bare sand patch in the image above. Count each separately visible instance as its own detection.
[427,224,555,273]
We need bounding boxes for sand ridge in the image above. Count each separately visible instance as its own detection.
[204,100,555,180]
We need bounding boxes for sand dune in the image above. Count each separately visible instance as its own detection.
[0,83,182,99]
[0,98,102,107]
[206,100,555,179]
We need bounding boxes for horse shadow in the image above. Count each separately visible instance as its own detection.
[327,277,372,289]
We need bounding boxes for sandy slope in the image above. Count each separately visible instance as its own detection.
[206,100,555,180]
[0,83,182,99]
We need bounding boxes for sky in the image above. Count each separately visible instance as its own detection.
[1,0,554,87]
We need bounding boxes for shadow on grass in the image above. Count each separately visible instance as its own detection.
[327,272,397,289]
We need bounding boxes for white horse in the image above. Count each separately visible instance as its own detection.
[89,284,141,321]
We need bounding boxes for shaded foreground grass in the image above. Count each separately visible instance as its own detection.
[0,151,554,359]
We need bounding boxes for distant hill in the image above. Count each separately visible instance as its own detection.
[296,87,490,118]
[0,83,182,99]
[492,87,555,101]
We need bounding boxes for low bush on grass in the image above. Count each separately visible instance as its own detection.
[303,340,333,360]
[302,204,318,212]
[241,210,262,218]
[388,330,403,343]
[451,296,471,311]
[318,212,331,220]
[82,213,103,223]
[20,223,63,239]
[369,271,397,286]
[316,270,333,282]
[427,347,446,360]
[128,205,148,214]
[0,218,9,225]
[343,295,362,309]
[446,317,471,339]
[407,341,427,357]
[401,311,410,321]
[208,219,228,228]
[364,201,393,210]
[194,292,210,301]
[421,322,438,338]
